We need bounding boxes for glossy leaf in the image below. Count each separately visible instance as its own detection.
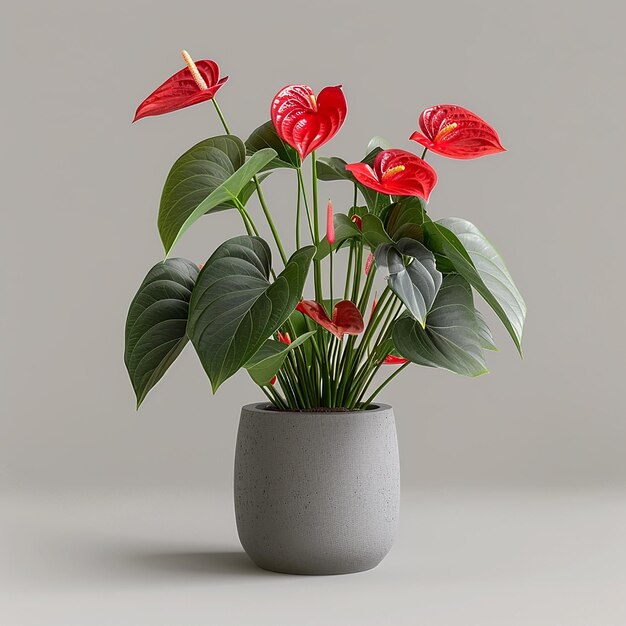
[245,331,316,386]
[271,84,347,160]
[410,104,505,160]
[187,236,315,391]
[124,258,199,407]
[158,135,276,256]
[384,196,426,241]
[346,149,438,200]
[366,136,391,154]
[361,214,393,250]
[423,218,525,352]
[314,213,363,260]
[212,172,270,212]
[245,120,299,169]
[393,275,488,377]
[133,60,228,122]
[475,309,498,351]
[375,238,442,327]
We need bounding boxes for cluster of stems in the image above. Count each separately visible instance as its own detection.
[210,98,409,410]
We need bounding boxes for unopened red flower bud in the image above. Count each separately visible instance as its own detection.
[326,199,335,245]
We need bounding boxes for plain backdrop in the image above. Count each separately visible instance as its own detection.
[1,0,625,495]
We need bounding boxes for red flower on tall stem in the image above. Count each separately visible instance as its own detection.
[271,84,347,161]
[345,149,437,200]
[410,104,505,159]
[133,51,228,122]
[296,300,364,340]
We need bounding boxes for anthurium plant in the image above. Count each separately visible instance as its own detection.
[124,51,526,411]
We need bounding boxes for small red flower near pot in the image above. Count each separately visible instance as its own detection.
[296,300,364,340]
[382,354,409,365]
[410,104,505,159]
[133,51,228,122]
[346,149,437,200]
[271,84,347,161]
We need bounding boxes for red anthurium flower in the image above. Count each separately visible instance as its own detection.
[410,104,505,159]
[350,214,362,230]
[382,354,409,365]
[296,300,364,340]
[133,51,228,122]
[345,149,437,200]
[270,375,277,385]
[271,84,347,161]
[277,331,291,345]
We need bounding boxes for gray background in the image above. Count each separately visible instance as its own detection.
[2,1,625,624]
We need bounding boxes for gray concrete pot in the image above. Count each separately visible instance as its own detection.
[234,403,400,575]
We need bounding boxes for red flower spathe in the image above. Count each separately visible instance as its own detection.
[346,149,437,201]
[271,84,347,161]
[382,354,409,365]
[410,104,505,160]
[296,300,364,340]
[133,59,228,122]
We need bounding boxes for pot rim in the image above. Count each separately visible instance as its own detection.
[241,402,392,416]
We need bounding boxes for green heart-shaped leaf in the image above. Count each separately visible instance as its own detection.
[475,309,498,351]
[314,213,362,260]
[245,121,299,169]
[187,236,315,391]
[384,196,426,241]
[158,135,276,256]
[245,331,316,386]
[393,275,488,377]
[423,218,526,353]
[375,238,442,327]
[361,214,393,249]
[124,258,199,407]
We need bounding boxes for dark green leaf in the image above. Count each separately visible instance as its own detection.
[245,121,299,169]
[423,218,526,352]
[210,172,271,212]
[124,258,199,407]
[366,136,391,154]
[245,331,316,386]
[393,275,488,377]
[187,236,315,391]
[361,214,393,249]
[158,135,276,256]
[314,213,362,260]
[375,238,442,327]
[384,197,426,241]
[475,309,498,351]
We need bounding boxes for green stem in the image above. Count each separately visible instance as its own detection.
[420,146,428,160]
[310,152,323,302]
[360,362,410,409]
[329,249,334,310]
[254,179,288,265]
[296,168,315,241]
[212,99,231,134]
[344,241,354,300]
[213,98,287,265]
[295,175,301,249]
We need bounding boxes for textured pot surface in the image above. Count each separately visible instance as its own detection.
[234,403,400,575]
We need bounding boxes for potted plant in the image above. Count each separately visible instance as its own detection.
[124,51,526,575]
